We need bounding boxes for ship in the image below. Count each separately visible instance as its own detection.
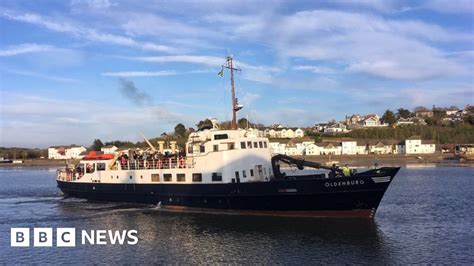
[57,56,400,218]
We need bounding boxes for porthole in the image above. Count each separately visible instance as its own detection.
[116,176,119,179]
[130,175,133,179]
[140,175,143,179]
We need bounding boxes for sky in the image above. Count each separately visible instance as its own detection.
[0,0,473,147]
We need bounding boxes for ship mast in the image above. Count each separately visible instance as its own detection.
[222,56,241,130]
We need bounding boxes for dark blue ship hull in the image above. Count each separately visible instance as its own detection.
[57,167,400,218]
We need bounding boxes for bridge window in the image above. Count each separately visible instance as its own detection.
[164,173,172,182]
[200,145,205,153]
[86,163,95,173]
[212,172,222,182]
[254,142,258,148]
[177,173,185,182]
[214,134,228,140]
[235,171,240,179]
[259,141,263,148]
[250,169,254,177]
[213,145,219,152]
[228,143,235,150]
[247,141,252,148]
[264,141,267,148]
[243,170,247,178]
[97,163,106,171]
[151,174,160,182]
[192,173,202,182]
[241,142,246,149]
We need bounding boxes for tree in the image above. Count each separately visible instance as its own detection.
[91,139,104,151]
[238,118,251,129]
[413,106,429,113]
[381,109,396,126]
[196,119,213,129]
[396,108,412,119]
[174,123,186,138]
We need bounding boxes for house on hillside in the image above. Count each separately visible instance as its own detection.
[345,114,364,129]
[360,114,388,127]
[324,123,348,134]
[415,110,433,118]
[313,123,329,133]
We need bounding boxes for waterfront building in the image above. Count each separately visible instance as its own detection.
[48,145,86,159]
[405,136,436,154]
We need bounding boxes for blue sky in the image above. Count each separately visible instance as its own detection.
[0,0,473,147]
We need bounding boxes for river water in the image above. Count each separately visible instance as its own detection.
[0,166,472,264]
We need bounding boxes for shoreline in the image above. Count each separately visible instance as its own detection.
[0,154,472,168]
[300,153,472,167]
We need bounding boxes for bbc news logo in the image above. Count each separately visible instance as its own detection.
[11,228,138,247]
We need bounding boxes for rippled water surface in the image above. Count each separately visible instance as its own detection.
[0,166,473,264]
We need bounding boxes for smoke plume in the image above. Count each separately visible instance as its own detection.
[118,78,151,106]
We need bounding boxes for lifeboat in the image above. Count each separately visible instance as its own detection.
[82,151,115,160]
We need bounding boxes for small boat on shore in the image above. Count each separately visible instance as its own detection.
[56,56,400,218]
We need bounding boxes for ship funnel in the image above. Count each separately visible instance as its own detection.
[157,141,164,153]
[170,141,177,154]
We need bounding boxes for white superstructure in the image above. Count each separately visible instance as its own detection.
[57,128,274,185]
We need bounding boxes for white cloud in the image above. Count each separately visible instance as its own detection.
[0,92,195,147]
[102,70,177,77]
[122,13,220,39]
[294,65,336,74]
[0,43,55,56]
[4,70,79,83]
[207,9,470,81]
[0,10,179,53]
[71,0,113,10]
[423,0,474,14]
[128,55,281,84]
[132,55,224,67]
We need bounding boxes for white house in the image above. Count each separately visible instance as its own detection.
[48,145,86,159]
[316,142,342,155]
[405,137,436,154]
[341,141,357,155]
[304,143,320,155]
[396,117,414,126]
[101,145,118,154]
[361,115,388,127]
[281,128,295,138]
[269,139,290,155]
[295,128,305,138]
[324,123,348,134]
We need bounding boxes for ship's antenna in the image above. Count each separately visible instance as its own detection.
[221,56,242,130]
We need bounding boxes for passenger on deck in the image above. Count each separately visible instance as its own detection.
[329,164,337,178]
[120,152,129,169]
[342,164,351,177]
